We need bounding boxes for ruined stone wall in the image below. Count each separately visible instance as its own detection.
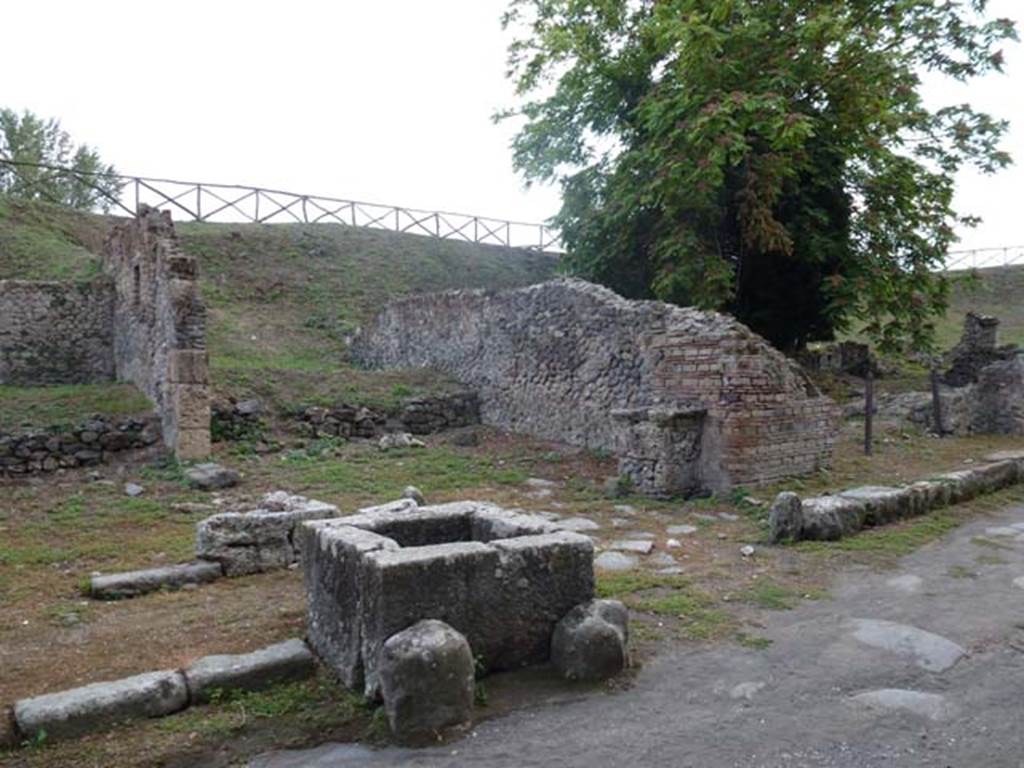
[355,279,839,494]
[0,279,115,385]
[0,414,160,477]
[103,206,210,459]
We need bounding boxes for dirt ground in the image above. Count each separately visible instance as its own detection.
[2,418,1022,767]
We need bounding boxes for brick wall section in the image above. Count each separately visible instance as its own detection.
[103,206,210,459]
[0,279,115,385]
[354,278,839,494]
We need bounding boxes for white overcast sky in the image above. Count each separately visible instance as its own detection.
[2,0,1021,251]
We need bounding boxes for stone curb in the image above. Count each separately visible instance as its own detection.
[769,454,1024,544]
[13,670,188,742]
[7,639,314,746]
[90,561,224,599]
[184,639,315,704]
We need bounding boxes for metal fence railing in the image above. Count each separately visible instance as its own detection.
[945,245,1024,271]
[0,158,563,251]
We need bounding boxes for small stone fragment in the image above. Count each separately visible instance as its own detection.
[378,433,426,451]
[665,538,682,549]
[740,545,755,557]
[551,599,629,682]
[594,551,638,571]
[124,483,144,497]
[402,486,425,506]
[666,524,697,536]
[559,517,601,532]
[185,463,240,491]
[378,620,475,743]
[608,539,654,555]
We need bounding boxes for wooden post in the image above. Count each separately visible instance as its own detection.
[864,369,874,456]
[930,368,945,436]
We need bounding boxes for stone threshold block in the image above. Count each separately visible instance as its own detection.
[13,670,188,741]
[300,501,594,699]
[90,561,223,599]
[184,639,315,704]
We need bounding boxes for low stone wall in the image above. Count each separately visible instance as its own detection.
[355,278,839,495]
[0,279,115,385]
[294,393,481,440]
[0,414,160,476]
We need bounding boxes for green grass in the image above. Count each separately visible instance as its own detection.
[157,676,366,739]
[595,571,691,599]
[596,571,732,641]
[735,632,774,650]
[177,220,558,409]
[795,509,964,557]
[738,582,829,610]
[940,265,1024,348]
[0,200,557,414]
[0,383,153,431]
[0,197,107,280]
[270,445,528,501]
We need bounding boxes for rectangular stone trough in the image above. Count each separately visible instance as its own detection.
[299,501,595,698]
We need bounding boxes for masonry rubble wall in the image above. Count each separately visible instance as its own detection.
[354,278,839,494]
[0,279,115,385]
[0,414,160,477]
[103,206,210,459]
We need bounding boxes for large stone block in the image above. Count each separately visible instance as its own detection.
[550,599,629,681]
[299,522,399,689]
[300,501,594,699]
[171,383,211,430]
[800,496,866,540]
[174,427,211,461]
[197,492,339,576]
[378,620,474,743]
[837,486,912,526]
[167,349,209,385]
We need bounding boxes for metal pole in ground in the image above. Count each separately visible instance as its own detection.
[864,369,874,456]
[930,367,945,436]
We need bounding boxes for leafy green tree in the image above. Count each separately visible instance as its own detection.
[500,0,1017,351]
[0,109,123,212]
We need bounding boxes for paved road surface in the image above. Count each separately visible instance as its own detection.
[252,504,1024,768]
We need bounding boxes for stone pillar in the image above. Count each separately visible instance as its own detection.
[167,349,211,460]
